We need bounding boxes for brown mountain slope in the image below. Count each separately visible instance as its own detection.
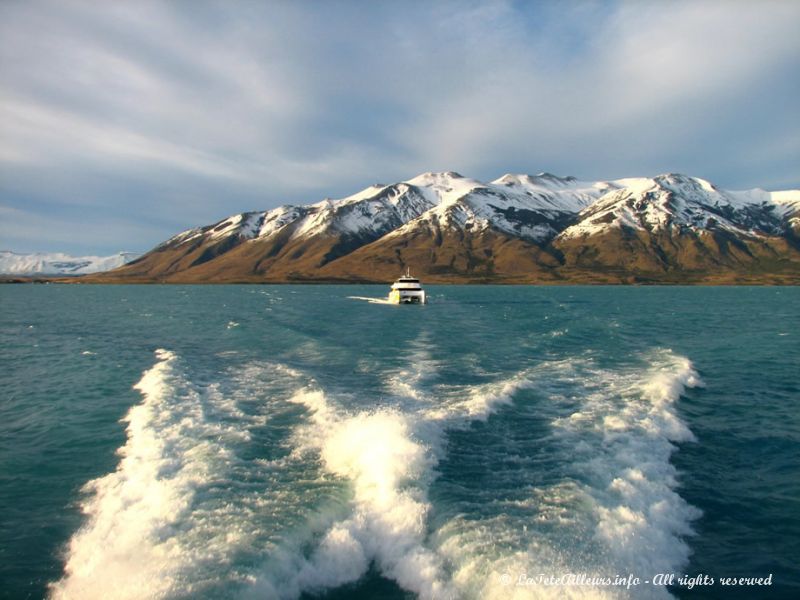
[552,226,800,280]
[314,221,564,283]
[87,221,800,285]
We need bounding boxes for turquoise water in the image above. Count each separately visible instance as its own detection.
[0,285,798,600]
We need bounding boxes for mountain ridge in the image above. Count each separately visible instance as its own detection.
[78,171,800,284]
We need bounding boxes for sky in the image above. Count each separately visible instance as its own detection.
[1,0,798,255]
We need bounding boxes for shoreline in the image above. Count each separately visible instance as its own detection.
[3,273,800,286]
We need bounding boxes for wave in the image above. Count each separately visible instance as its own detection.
[49,352,330,600]
[432,350,703,600]
[50,350,270,599]
[242,388,451,599]
[250,349,701,599]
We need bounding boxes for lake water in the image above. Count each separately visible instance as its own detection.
[1,285,798,599]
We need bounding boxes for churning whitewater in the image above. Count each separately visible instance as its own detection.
[50,343,701,600]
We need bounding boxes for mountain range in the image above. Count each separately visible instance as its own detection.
[82,171,800,284]
[0,251,139,276]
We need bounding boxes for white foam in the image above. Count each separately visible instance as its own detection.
[385,341,440,403]
[432,351,702,599]
[246,386,453,599]
[382,335,535,424]
[309,410,449,598]
[428,370,535,423]
[248,345,544,599]
[49,351,274,600]
[53,348,703,600]
[587,353,703,580]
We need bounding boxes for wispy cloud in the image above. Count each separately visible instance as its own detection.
[1,0,798,253]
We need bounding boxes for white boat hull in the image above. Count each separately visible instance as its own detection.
[388,289,426,304]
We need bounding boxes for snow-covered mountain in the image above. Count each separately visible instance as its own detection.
[88,171,800,284]
[0,251,140,275]
[559,173,799,239]
[157,171,613,249]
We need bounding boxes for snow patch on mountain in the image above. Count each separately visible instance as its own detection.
[161,211,266,249]
[282,182,436,241]
[0,251,139,275]
[207,212,264,241]
[161,227,204,247]
[257,206,307,239]
[404,171,484,206]
[492,173,614,212]
[340,183,391,204]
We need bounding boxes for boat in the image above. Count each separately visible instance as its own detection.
[388,268,426,304]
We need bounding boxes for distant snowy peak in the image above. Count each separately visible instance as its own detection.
[0,251,139,275]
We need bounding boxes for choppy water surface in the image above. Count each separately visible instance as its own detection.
[1,285,797,599]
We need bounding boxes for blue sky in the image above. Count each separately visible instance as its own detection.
[1,0,798,255]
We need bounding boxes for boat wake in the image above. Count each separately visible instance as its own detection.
[347,296,394,305]
[51,347,703,600]
[50,350,261,599]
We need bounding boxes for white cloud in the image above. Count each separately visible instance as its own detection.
[0,0,798,253]
[397,0,800,178]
